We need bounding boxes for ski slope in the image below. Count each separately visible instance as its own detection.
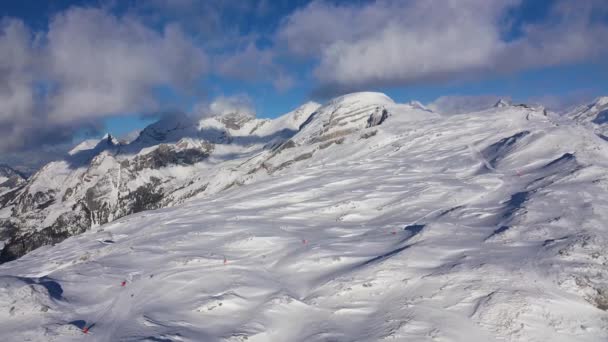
[1,96,608,341]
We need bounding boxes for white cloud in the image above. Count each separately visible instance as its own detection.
[278,0,608,94]
[0,7,207,153]
[194,94,256,118]
[216,43,274,81]
[46,7,207,122]
[0,18,56,153]
[272,72,295,93]
[215,43,295,92]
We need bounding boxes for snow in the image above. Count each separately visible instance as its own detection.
[567,96,608,136]
[595,96,608,108]
[494,99,511,108]
[1,93,608,341]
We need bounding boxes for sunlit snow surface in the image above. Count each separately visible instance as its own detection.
[2,101,608,341]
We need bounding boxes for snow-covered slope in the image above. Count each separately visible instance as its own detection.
[0,102,324,262]
[567,96,608,137]
[0,165,26,208]
[0,94,607,341]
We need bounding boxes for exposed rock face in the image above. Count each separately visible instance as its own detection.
[218,112,255,130]
[121,177,165,214]
[126,141,214,172]
[366,108,389,128]
[0,204,91,263]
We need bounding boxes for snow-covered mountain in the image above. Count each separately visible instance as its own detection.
[493,98,511,108]
[0,165,26,196]
[0,101,325,262]
[567,96,608,137]
[0,165,24,184]
[1,92,608,341]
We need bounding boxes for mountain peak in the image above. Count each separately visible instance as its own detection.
[493,99,511,108]
[215,111,255,130]
[567,96,608,128]
[330,92,394,106]
[592,96,608,108]
[100,133,119,146]
[408,100,432,112]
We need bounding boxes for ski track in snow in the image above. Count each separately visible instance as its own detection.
[1,100,608,341]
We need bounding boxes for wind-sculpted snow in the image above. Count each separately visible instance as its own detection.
[0,96,607,341]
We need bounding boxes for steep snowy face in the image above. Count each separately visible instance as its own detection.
[568,96,608,136]
[0,165,26,199]
[0,165,22,180]
[0,165,24,186]
[0,101,607,341]
[494,98,511,108]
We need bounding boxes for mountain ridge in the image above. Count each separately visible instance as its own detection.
[2,93,606,262]
[1,91,607,340]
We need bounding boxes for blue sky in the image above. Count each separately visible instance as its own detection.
[0,0,607,167]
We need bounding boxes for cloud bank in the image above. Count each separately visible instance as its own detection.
[0,7,206,153]
[278,0,608,95]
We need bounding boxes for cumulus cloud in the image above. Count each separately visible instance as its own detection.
[0,18,77,153]
[45,8,207,123]
[278,0,608,95]
[216,43,274,81]
[215,43,295,92]
[0,7,206,154]
[193,94,256,118]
